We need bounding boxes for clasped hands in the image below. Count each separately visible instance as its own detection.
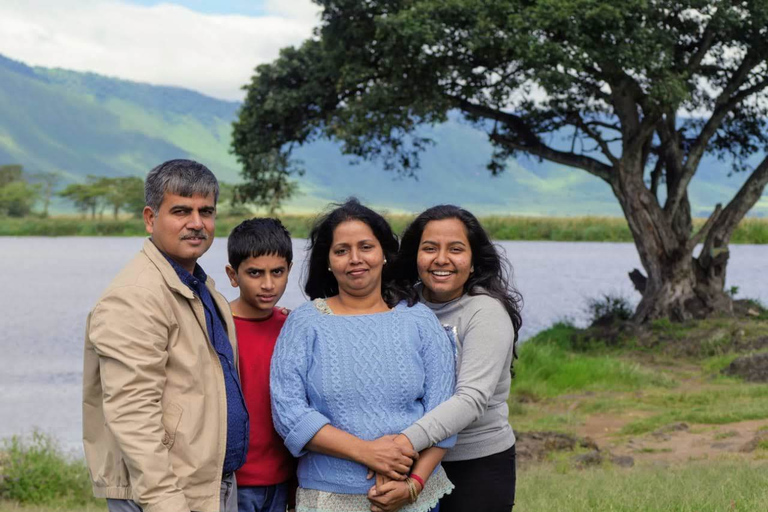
[361,434,422,512]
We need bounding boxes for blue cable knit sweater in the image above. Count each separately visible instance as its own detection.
[270,300,457,494]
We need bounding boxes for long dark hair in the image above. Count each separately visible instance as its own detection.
[304,198,417,308]
[397,205,523,341]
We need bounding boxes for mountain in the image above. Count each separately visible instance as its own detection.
[0,53,765,216]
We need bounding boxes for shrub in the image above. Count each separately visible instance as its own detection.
[586,294,634,325]
[0,431,95,506]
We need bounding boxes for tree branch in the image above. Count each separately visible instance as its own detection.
[451,96,615,182]
[585,120,622,132]
[667,51,767,218]
[682,21,718,75]
[705,155,768,245]
[490,132,613,182]
[570,113,620,165]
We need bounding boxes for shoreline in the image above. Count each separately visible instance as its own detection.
[2,215,768,243]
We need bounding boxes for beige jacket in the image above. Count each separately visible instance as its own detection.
[83,239,238,512]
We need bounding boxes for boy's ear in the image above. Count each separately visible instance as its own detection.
[286,262,294,274]
[225,265,239,288]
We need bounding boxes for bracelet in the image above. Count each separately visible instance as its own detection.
[405,477,418,504]
[409,472,425,490]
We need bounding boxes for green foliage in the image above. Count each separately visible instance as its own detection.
[0,181,39,218]
[586,294,634,324]
[0,432,96,506]
[234,0,768,323]
[511,324,673,399]
[3,214,768,242]
[0,165,40,217]
[234,0,768,204]
[27,171,62,218]
[58,183,100,219]
[0,54,241,188]
[58,176,144,219]
[0,165,23,187]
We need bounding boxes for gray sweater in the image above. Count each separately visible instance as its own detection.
[401,290,516,461]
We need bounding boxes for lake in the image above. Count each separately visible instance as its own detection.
[1,237,765,452]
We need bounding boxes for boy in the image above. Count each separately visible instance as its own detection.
[226,218,295,512]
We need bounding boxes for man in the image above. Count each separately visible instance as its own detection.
[83,159,249,512]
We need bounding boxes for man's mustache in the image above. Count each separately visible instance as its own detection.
[180,230,209,240]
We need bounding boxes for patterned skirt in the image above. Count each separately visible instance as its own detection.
[296,466,453,512]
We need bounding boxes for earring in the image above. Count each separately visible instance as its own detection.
[470,266,474,273]
[384,259,388,265]
[328,267,332,272]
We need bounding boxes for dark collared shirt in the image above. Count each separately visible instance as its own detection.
[163,253,249,473]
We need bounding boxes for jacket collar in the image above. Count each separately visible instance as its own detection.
[141,238,197,299]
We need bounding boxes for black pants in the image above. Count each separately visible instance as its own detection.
[440,445,516,512]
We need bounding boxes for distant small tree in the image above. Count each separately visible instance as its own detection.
[59,183,100,219]
[59,176,145,219]
[0,181,40,217]
[29,171,62,218]
[0,164,23,188]
[121,177,145,218]
[0,164,39,217]
[91,176,121,219]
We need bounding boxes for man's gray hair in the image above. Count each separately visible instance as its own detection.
[145,159,220,212]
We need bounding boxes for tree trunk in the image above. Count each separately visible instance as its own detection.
[612,160,732,323]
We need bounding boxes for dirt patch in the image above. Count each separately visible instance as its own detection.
[588,419,768,464]
[738,430,768,452]
[516,431,597,464]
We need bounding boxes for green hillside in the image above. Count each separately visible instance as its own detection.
[0,54,241,184]
[0,53,765,216]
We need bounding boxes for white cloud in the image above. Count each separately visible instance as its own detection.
[0,0,321,100]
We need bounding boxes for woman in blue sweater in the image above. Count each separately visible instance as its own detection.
[270,199,456,512]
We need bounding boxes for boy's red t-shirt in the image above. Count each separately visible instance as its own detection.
[234,308,296,486]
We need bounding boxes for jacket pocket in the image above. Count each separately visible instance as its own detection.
[161,402,183,450]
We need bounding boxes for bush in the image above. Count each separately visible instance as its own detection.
[0,432,96,506]
[586,294,634,325]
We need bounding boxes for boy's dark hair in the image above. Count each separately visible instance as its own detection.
[227,218,293,270]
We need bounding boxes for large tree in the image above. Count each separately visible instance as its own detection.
[232,0,768,322]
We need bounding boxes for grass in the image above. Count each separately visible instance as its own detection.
[0,432,100,509]
[509,316,768,437]
[550,379,768,436]
[0,504,105,512]
[2,214,768,242]
[517,460,768,511]
[511,323,676,400]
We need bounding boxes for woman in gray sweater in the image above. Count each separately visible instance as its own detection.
[389,204,523,512]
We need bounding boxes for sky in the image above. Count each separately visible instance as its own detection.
[0,0,321,101]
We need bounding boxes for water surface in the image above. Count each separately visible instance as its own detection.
[1,237,765,451]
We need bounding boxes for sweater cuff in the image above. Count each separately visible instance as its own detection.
[435,434,457,449]
[401,424,431,452]
[284,411,331,457]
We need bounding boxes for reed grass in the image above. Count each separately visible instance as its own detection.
[3,215,768,242]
